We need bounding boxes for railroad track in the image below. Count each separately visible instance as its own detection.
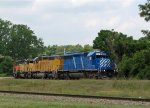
[0,90,150,102]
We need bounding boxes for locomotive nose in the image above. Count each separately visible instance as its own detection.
[99,58,111,68]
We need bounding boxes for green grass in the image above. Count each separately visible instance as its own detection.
[0,79,149,98]
[0,73,8,77]
[0,94,149,108]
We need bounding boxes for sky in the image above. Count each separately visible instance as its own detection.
[0,0,149,46]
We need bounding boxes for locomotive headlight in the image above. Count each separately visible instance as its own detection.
[104,70,105,72]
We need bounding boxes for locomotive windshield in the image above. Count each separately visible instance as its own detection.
[96,55,108,58]
[96,54,108,58]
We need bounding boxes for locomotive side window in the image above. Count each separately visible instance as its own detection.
[27,61,33,64]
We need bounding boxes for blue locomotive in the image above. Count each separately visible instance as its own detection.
[58,51,117,79]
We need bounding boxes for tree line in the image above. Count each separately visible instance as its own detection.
[93,0,150,79]
[0,0,149,79]
[45,44,93,55]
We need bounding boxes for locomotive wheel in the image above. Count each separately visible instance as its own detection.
[53,72,58,79]
[13,73,19,79]
[27,73,31,79]
[64,72,70,80]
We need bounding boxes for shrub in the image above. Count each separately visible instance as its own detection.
[0,56,13,75]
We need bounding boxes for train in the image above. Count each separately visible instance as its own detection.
[13,51,117,79]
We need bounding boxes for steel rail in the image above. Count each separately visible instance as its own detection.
[0,90,150,102]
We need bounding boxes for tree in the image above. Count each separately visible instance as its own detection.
[139,0,150,39]
[0,18,45,60]
[83,44,93,52]
[139,0,150,22]
[93,30,136,63]
[7,24,44,59]
[0,19,12,56]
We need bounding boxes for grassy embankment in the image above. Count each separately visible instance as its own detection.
[0,79,149,98]
[0,94,149,108]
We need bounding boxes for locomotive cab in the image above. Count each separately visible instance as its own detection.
[87,51,116,77]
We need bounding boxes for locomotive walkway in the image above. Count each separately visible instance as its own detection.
[0,90,150,102]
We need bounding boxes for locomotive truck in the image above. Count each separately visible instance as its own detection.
[13,51,117,79]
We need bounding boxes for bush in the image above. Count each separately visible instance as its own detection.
[118,49,150,79]
[137,66,150,79]
[118,55,132,78]
[0,56,13,75]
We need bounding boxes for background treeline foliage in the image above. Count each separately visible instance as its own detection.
[45,44,93,55]
[0,0,150,79]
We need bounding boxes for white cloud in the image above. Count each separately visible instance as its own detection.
[32,0,71,12]
[108,16,120,26]
[86,19,99,29]
[113,0,135,7]
[122,0,135,7]
[117,22,133,33]
[71,0,105,6]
